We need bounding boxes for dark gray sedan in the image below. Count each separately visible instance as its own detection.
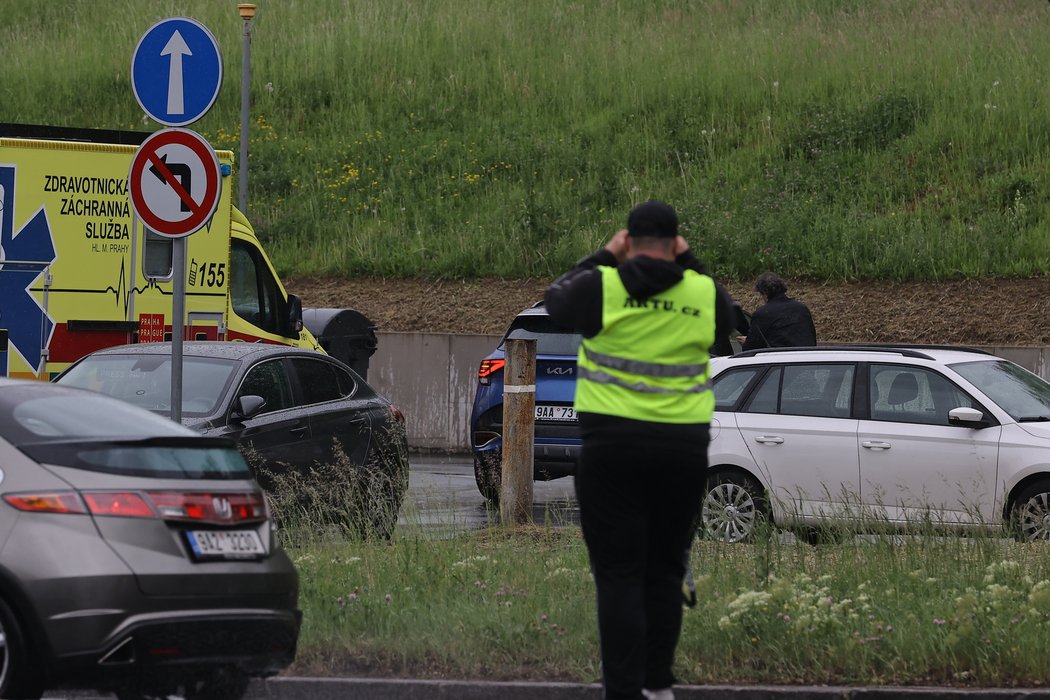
[0,379,299,700]
[55,343,410,538]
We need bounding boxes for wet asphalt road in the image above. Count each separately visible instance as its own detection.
[400,452,580,532]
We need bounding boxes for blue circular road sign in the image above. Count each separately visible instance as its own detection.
[131,17,223,127]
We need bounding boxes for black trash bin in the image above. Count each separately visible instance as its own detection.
[302,308,378,380]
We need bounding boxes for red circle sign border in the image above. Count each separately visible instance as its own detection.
[129,128,221,238]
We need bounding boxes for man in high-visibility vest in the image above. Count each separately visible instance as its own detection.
[545,200,734,700]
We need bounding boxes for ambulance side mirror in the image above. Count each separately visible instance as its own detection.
[286,294,304,335]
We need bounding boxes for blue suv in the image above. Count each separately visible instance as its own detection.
[469,303,582,501]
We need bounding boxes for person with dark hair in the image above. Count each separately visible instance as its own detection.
[544,200,734,700]
[739,271,816,350]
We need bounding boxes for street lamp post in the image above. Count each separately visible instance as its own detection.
[238,3,256,215]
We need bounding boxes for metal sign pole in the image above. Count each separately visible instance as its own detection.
[170,236,187,422]
[238,4,256,215]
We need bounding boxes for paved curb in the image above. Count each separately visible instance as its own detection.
[263,677,1050,700]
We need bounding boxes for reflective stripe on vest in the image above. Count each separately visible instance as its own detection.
[581,345,709,380]
[573,266,717,424]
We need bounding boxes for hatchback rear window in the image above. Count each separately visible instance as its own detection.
[19,438,252,480]
[7,394,193,444]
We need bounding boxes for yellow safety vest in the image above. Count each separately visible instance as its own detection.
[574,265,716,424]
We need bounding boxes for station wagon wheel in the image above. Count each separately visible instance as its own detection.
[1011,480,1050,542]
[0,597,43,699]
[700,472,768,544]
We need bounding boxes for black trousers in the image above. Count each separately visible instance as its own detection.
[575,436,708,700]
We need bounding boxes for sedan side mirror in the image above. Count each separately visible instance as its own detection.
[231,394,266,421]
[948,406,987,427]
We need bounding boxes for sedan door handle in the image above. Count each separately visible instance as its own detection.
[289,425,309,438]
[754,436,784,445]
[862,440,891,450]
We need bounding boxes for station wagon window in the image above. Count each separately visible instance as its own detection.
[869,364,974,425]
[292,358,348,404]
[712,368,762,411]
[745,367,781,414]
[745,364,855,418]
[237,359,293,414]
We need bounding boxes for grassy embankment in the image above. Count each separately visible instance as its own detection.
[6,0,1050,281]
[9,0,1050,686]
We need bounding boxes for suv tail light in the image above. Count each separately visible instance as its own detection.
[478,358,505,385]
[4,491,266,524]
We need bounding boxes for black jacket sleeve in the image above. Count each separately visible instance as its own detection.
[543,249,618,338]
[741,306,770,351]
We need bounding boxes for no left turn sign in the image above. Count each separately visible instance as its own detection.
[129,128,222,238]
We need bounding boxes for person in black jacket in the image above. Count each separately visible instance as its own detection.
[739,272,816,350]
[544,201,734,700]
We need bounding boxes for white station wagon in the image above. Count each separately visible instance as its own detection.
[703,345,1050,543]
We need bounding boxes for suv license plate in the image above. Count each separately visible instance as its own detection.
[186,530,265,560]
[535,405,577,422]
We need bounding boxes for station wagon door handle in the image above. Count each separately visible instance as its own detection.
[289,425,309,437]
[862,440,891,450]
[754,436,784,445]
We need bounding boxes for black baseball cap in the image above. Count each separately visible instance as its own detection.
[627,200,678,238]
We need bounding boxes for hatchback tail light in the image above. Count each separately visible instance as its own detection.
[83,492,155,518]
[390,403,406,425]
[478,358,505,385]
[3,492,87,515]
[3,490,266,524]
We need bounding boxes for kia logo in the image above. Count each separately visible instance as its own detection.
[546,367,574,375]
[212,497,233,520]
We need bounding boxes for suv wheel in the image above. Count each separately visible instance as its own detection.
[474,452,501,503]
[1011,480,1050,541]
[701,471,768,543]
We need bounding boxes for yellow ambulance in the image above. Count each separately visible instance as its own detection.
[0,124,371,379]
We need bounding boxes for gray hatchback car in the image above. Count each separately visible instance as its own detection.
[0,379,299,699]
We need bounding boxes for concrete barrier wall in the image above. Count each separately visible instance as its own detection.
[367,334,1050,452]
[369,332,501,452]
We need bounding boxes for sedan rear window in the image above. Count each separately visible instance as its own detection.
[58,355,238,416]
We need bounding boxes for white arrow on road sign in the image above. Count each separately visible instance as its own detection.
[131,17,222,127]
[161,29,191,116]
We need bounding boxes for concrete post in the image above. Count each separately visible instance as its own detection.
[500,337,536,525]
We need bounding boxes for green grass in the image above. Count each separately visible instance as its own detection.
[287,521,1050,686]
[5,0,1050,280]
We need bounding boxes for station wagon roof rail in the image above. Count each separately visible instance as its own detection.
[732,344,991,360]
